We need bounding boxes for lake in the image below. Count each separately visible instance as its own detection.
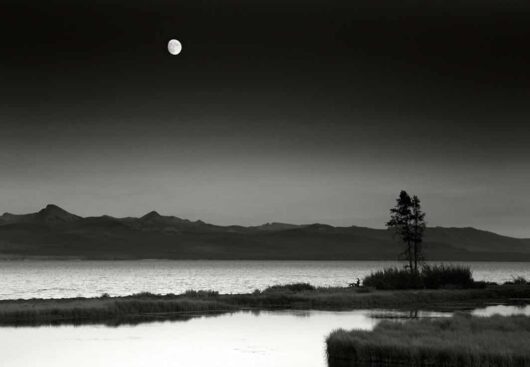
[0,305,529,367]
[0,260,529,299]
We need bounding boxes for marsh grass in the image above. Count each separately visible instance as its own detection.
[363,265,474,290]
[0,284,528,326]
[422,264,474,289]
[507,276,528,285]
[326,314,530,367]
[363,268,423,290]
[183,290,220,297]
[263,283,316,293]
[0,296,235,326]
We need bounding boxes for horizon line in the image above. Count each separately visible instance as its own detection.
[2,203,529,240]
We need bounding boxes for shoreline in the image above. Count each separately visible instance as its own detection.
[0,284,529,326]
[1,257,530,262]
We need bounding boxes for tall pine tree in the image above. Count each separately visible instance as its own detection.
[387,191,414,273]
[410,195,426,273]
[387,191,426,274]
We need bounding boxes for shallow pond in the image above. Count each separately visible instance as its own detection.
[1,305,528,367]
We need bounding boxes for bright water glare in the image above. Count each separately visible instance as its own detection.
[0,260,529,299]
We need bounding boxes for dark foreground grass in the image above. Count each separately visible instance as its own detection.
[326,314,530,367]
[0,284,529,326]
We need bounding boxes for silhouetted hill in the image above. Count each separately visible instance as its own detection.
[251,222,303,231]
[0,205,529,260]
[0,204,81,225]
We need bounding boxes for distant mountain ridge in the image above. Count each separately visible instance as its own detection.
[0,204,81,225]
[0,204,529,261]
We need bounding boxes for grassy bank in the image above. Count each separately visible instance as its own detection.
[0,284,529,326]
[363,265,476,290]
[326,314,530,367]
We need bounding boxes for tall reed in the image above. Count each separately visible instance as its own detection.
[327,314,530,367]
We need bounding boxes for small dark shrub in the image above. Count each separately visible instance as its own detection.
[363,268,423,290]
[511,276,528,285]
[263,283,315,293]
[131,292,158,298]
[183,290,219,297]
[422,264,474,289]
[363,265,474,290]
[355,287,372,293]
[472,281,488,289]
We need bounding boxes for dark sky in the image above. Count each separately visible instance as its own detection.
[1,0,530,237]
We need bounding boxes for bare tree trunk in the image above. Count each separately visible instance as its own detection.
[413,217,419,273]
[413,241,418,273]
[407,240,413,274]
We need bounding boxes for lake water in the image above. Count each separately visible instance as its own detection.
[0,260,529,299]
[0,305,529,367]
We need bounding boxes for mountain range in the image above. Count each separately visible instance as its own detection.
[0,204,529,261]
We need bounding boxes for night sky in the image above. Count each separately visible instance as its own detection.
[1,0,530,237]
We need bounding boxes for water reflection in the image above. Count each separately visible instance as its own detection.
[472,304,530,317]
[0,306,528,367]
[369,309,448,319]
[0,310,377,367]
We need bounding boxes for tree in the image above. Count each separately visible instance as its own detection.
[386,191,426,274]
[410,195,426,273]
[386,191,413,272]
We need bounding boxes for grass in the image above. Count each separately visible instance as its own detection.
[0,283,528,326]
[363,265,475,290]
[0,294,235,326]
[363,268,423,290]
[422,264,474,289]
[326,314,530,367]
[506,276,528,285]
[262,283,316,293]
[182,290,220,297]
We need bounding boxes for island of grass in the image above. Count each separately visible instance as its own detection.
[326,314,530,367]
[0,282,529,326]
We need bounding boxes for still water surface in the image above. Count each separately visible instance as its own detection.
[1,260,529,299]
[0,305,528,367]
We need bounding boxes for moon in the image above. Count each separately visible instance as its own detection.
[167,39,182,55]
